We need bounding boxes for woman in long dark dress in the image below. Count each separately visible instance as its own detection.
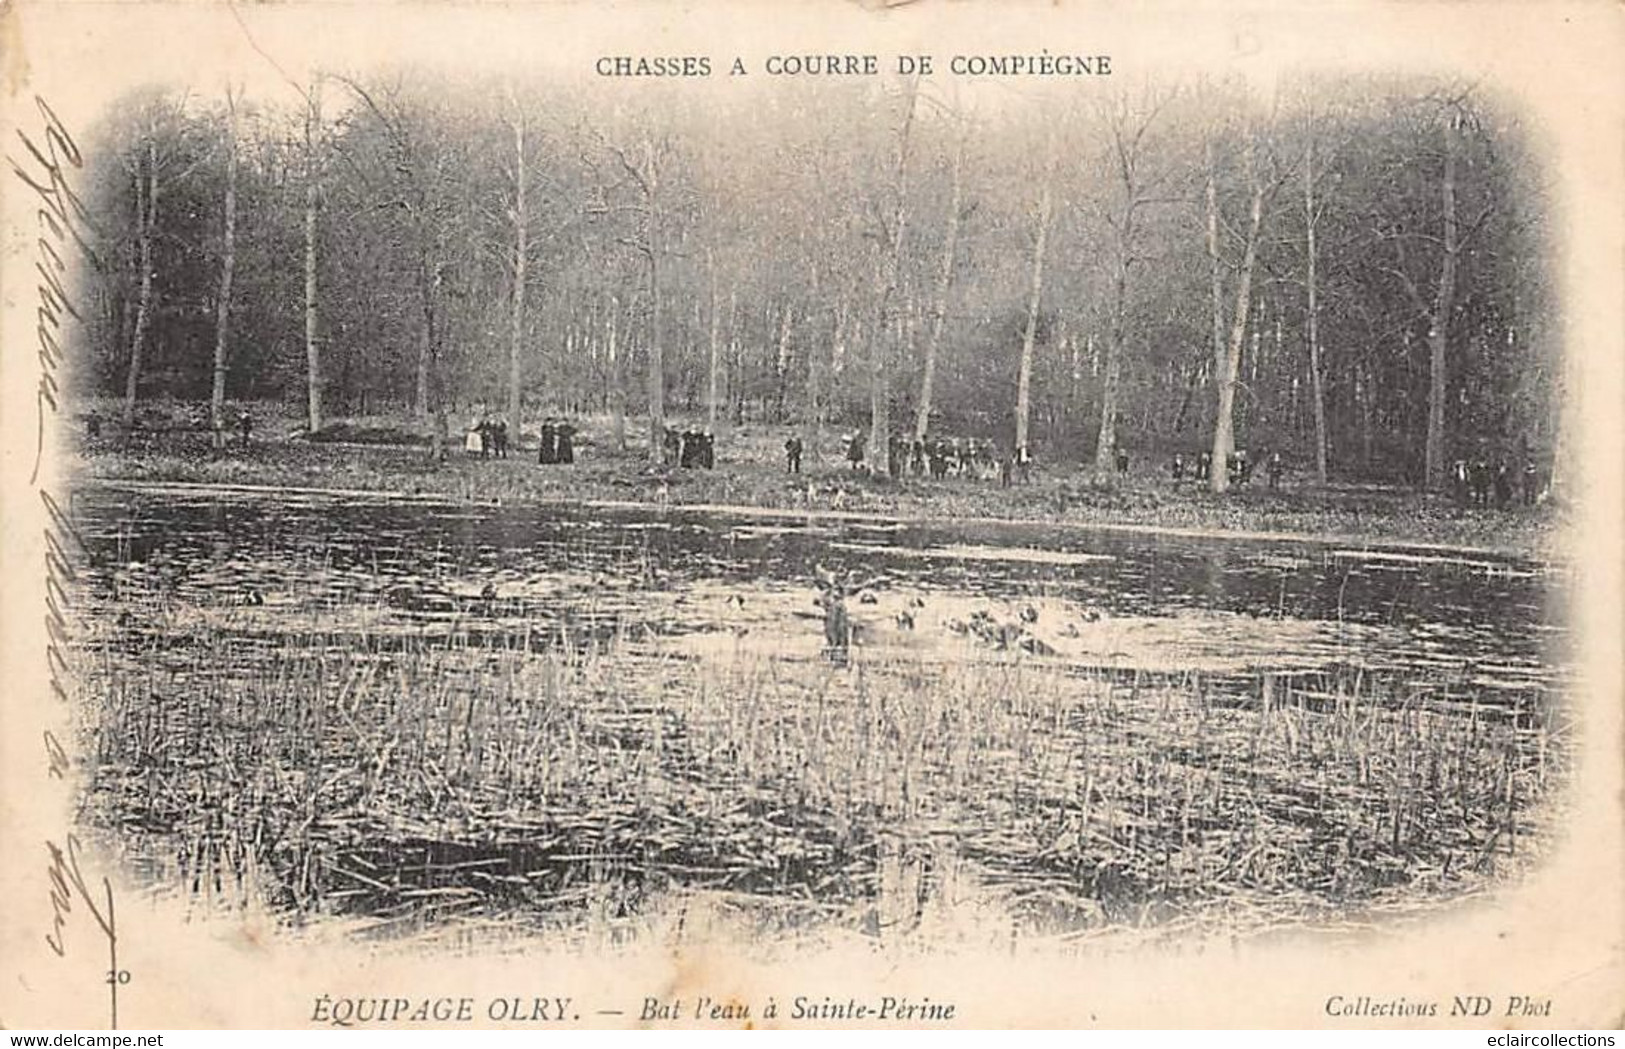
[538,419,556,464]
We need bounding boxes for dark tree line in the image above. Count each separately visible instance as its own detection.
[76,71,1559,488]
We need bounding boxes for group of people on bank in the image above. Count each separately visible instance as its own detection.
[787,429,1292,493]
[455,411,1543,511]
[1451,457,1541,508]
[1169,448,1286,489]
[807,431,1035,487]
[464,416,512,459]
[665,427,716,469]
[463,415,575,464]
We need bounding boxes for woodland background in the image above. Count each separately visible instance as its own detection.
[77,71,1561,490]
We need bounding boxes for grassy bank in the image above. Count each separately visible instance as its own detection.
[69,407,1563,559]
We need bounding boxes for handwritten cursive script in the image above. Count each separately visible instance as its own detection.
[44,835,120,1028]
[17,97,120,1028]
[42,489,84,703]
[8,94,95,485]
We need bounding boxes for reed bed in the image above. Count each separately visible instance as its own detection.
[74,590,1572,950]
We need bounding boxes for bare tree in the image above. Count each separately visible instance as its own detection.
[338,75,473,459]
[1303,115,1328,485]
[1423,109,1461,491]
[867,78,919,476]
[1378,92,1489,491]
[303,80,323,434]
[915,122,967,442]
[642,133,666,462]
[1206,136,1225,460]
[120,93,207,435]
[122,125,159,434]
[210,88,240,449]
[1093,90,1173,473]
[589,127,680,462]
[505,88,529,434]
[1209,121,1267,494]
[706,246,721,433]
[608,295,626,450]
[1015,130,1056,456]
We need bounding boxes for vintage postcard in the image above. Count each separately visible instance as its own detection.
[2,0,1621,1031]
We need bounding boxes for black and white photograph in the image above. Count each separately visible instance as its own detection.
[2,0,1620,1030]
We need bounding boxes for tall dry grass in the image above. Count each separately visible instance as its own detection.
[76,599,1571,948]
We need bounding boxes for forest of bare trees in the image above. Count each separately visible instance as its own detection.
[77,71,1559,489]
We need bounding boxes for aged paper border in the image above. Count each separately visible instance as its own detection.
[1,0,1621,1030]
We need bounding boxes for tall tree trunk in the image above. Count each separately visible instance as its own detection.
[1424,113,1459,491]
[729,291,744,426]
[774,304,794,422]
[868,79,918,476]
[648,251,664,460]
[1094,141,1137,471]
[1206,139,1225,448]
[707,247,721,432]
[421,310,442,461]
[304,84,324,434]
[1210,126,1265,494]
[808,295,841,468]
[413,319,430,419]
[123,135,158,433]
[508,101,527,434]
[1173,351,1202,433]
[915,135,963,441]
[645,136,665,463]
[1357,362,1375,472]
[608,302,626,451]
[868,253,892,475]
[211,90,238,450]
[1304,130,1328,484]
[1094,262,1127,471]
[1016,139,1054,455]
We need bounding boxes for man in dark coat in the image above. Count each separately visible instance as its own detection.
[557,421,576,464]
[1469,460,1492,506]
[1493,462,1513,508]
[785,435,803,474]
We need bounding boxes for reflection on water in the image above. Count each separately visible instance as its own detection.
[70,485,1573,945]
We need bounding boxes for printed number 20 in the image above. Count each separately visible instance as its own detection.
[106,970,131,985]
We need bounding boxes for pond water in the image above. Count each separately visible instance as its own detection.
[72,485,1566,689]
[68,483,1574,943]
